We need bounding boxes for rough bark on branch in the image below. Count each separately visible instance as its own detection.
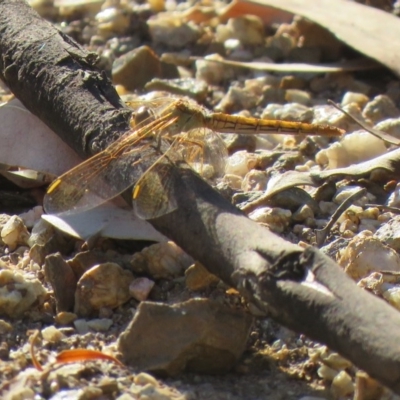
[2,0,400,392]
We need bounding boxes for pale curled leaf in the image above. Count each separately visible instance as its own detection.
[0,99,82,176]
[0,169,54,189]
[244,0,400,77]
[42,202,168,242]
[315,148,400,181]
[242,149,400,213]
[190,57,379,74]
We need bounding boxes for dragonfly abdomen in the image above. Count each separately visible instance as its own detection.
[207,112,344,136]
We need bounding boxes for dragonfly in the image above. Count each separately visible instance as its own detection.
[44,96,345,220]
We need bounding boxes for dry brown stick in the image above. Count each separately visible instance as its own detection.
[328,99,400,147]
[3,0,400,393]
[315,188,367,247]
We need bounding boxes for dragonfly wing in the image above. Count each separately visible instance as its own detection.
[178,128,228,179]
[44,112,179,216]
[132,161,180,220]
[44,146,150,216]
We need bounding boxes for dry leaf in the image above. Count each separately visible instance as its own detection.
[316,148,400,181]
[218,0,293,24]
[190,56,379,74]
[42,203,167,242]
[242,149,400,213]
[55,349,125,368]
[243,0,400,77]
[0,99,82,175]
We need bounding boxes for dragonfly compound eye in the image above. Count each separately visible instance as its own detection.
[134,106,156,126]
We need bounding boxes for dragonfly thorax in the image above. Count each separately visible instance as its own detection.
[168,99,207,133]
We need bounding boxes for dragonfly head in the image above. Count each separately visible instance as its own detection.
[132,105,157,127]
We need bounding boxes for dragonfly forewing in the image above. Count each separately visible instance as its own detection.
[44,114,177,216]
[44,147,149,215]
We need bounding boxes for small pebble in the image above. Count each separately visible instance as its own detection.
[56,312,78,326]
[331,370,354,397]
[129,241,193,279]
[1,215,30,250]
[129,277,155,302]
[87,318,113,332]
[241,170,268,192]
[74,319,90,335]
[249,207,292,233]
[225,151,258,177]
[338,231,400,280]
[341,92,369,108]
[321,352,352,370]
[195,53,233,85]
[223,174,243,190]
[292,205,314,222]
[284,89,311,106]
[317,365,338,381]
[215,86,259,113]
[363,94,400,123]
[0,319,12,334]
[42,325,65,343]
[74,262,133,317]
[216,15,264,46]
[134,372,159,387]
[148,15,200,48]
[185,263,219,291]
[96,7,131,37]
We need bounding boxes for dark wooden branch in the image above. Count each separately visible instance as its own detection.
[0,0,131,158]
[2,0,400,393]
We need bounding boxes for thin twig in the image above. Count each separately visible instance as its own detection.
[328,100,400,146]
[364,203,400,214]
[315,188,367,247]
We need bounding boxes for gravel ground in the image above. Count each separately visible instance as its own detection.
[2,1,400,399]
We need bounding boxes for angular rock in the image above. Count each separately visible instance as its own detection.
[118,298,253,376]
[0,268,47,318]
[55,311,77,326]
[1,215,30,250]
[112,46,160,91]
[185,262,219,291]
[374,215,400,253]
[67,250,110,279]
[87,318,113,332]
[363,94,400,124]
[129,241,193,279]
[112,45,178,91]
[74,262,133,317]
[144,78,208,103]
[338,231,400,280]
[129,277,155,302]
[44,253,77,312]
[148,15,201,48]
